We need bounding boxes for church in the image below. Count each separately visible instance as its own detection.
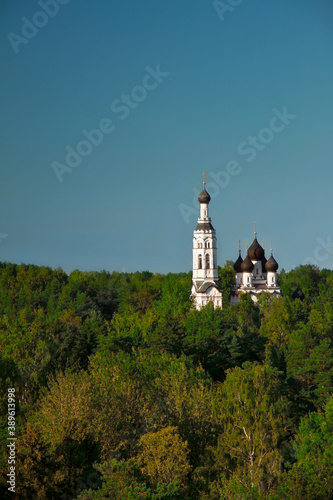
[191,176,281,310]
[230,232,281,304]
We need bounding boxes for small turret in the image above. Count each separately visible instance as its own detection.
[266,241,279,286]
[234,241,243,286]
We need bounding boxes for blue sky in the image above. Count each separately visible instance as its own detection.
[1,0,333,274]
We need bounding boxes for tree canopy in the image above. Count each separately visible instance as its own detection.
[0,261,333,498]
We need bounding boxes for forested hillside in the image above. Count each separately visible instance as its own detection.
[1,261,333,499]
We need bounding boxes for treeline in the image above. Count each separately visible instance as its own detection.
[0,261,333,499]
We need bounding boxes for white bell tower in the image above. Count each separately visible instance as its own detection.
[191,173,222,310]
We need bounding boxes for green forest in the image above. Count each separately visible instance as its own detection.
[1,261,333,499]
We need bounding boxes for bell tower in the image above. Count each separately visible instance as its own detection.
[191,174,222,310]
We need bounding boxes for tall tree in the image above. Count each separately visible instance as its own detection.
[211,362,287,498]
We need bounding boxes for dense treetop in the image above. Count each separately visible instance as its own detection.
[0,261,333,499]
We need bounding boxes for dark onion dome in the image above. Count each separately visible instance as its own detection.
[198,188,211,204]
[265,254,279,272]
[234,254,243,272]
[248,237,265,261]
[240,253,254,272]
[261,255,267,272]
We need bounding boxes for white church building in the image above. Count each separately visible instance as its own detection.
[191,176,281,309]
[230,232,281,304]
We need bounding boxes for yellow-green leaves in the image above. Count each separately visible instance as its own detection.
[137,427,191,487]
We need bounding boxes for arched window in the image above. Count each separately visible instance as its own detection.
[198,254,202,269]
[206,254,210,269]
[256,268,259,275]
[247,276,250,283]
[207,241,210,248]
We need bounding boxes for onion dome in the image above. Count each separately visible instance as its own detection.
[234,253,243,272]
[248,237,264,261]
[198,188,211,204]
[240,254,254,272]
[265,254,279,272]
[261,255,267,272]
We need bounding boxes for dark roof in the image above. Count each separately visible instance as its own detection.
[265,254,279,272]
[196,221,215,231]
[240,254,254,272]
[234,253,243,272]
[198,188,211,204]
[198,281,220,293]
[248,237,265,261]
[292,285,305,301]
[194,281,203,290]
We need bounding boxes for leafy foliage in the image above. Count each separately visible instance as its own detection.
[0,261,333,498]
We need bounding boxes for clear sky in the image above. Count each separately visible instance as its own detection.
[1,0,333,274]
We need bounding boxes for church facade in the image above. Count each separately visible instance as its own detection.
[191,177,281,309]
